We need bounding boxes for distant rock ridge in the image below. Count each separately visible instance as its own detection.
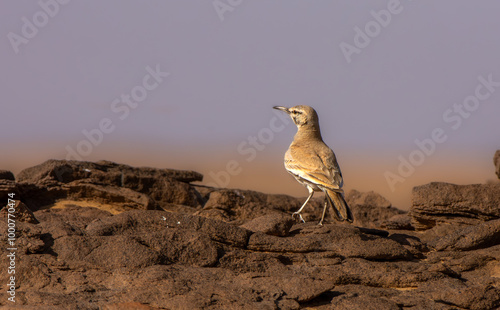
[495,149,500,179]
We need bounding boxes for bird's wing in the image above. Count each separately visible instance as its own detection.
[285,143,343,191]
[318,146,344,188]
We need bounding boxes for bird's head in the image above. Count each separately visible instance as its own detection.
[273,105,319,127]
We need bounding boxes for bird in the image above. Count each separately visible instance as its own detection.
[273,105,353,225]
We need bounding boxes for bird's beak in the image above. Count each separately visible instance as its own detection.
[273,106,289,113]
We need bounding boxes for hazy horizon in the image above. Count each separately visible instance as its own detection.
[2,1,499,209]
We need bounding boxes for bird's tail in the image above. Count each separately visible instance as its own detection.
[325,189,353,223]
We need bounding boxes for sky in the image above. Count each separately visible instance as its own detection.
[1,1,499,209]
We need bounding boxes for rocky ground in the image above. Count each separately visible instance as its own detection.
[0,153,499,310]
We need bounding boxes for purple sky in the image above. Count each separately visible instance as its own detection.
[1,1,499,208]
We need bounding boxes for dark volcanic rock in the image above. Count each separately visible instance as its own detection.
[0,170,15,181]
[16,159,204,209]
[86,210,252,248]
[248,223,413,260]
[3,159,500,309]
[0,179,18,209]
[346,189,407,229]
[201,188,408,229]
[411,182,500,230]
[380,214,414,230]
[198,189,302,224]
[346,189,391,209]
[1,200,500,309]
[430,218,500,251]
[332,294,400,310]
[495,150,500,179]
[17,159,203,184]
[65,183,155,211]
[240,212,295,236]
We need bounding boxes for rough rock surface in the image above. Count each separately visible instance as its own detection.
[0,200,39,224]
[380,214,414,230]
[0,179,18,210]
[346,189,406,229]
[240,213,295,236]
[198,189,301,225]
[4,159,205,212]
[411,182,500,230]
[0,159,499,309]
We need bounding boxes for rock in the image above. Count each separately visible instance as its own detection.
[199,189,302,224]
[321,257,449,288]
[101,302,157,310]
[381,214,414,230]
[16,159,204,208]
[0,219,45,254]
[411,182,500,230]
[0,179,18,209]
[331,294,400,310]
[346,189,392,208]
[136,229,219,267]
[327,285,417,310]
[218,250,289,274]
[65,183,156,211]
[200,188,408,229]
[415,278,500,310]
[0,200,39,224]
[5,158,500,309]
[495,150,500,179]
[36,204,113,236]
[388,233,429,257]
[247,223,413,261]
[17,159,203,184]
[86,210,252,248]
[1,202,499,309]
[0,170,15,181]
[430,218,500,251]
[87,235,165,269]
[346,189,406,229]
[240,213,295,236]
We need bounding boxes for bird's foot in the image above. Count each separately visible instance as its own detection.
[292,212,305,223]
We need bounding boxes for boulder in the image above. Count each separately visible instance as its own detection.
[346,189,392,208]
[346,189,406,229]
[16,159,204,208]
[411,182,500,230]
[17,159,203,184]
[0,170,15,181]
[430,218,500,251]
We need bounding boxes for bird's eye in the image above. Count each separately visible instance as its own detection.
[291,110,301,114]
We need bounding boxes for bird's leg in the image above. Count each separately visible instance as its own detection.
[318,198,328,226]
[292,188,314,223]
